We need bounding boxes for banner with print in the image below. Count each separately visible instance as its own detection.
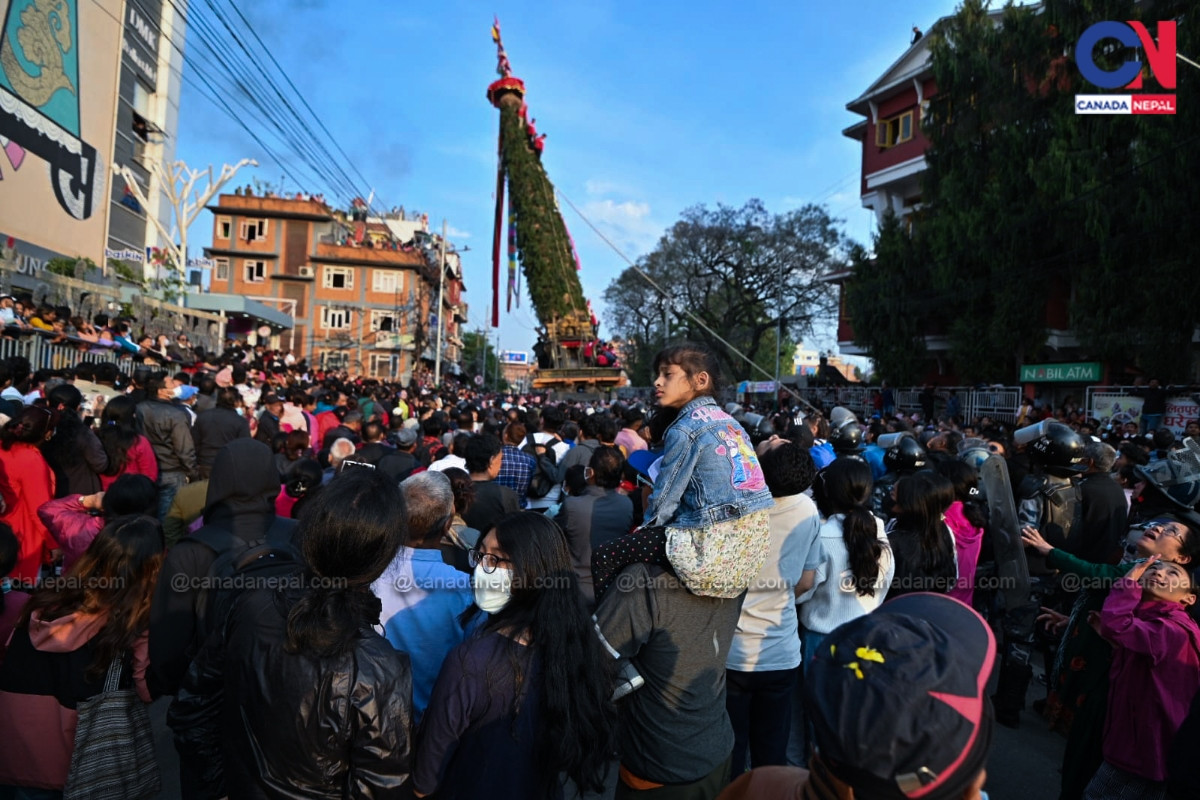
[1090,393,1143,427]
[1163,396,1200,436]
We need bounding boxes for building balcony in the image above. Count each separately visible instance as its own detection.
[374,332,416,351]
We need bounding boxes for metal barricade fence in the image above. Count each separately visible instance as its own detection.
[3,335,138,377]
[789,385,1022,424]
[963,387,1022,423]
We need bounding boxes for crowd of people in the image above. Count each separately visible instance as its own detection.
[0,338,1195,800]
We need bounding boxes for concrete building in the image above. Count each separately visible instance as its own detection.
[0,0,186,286]
[106,0,187,275]
[203,192,467,381]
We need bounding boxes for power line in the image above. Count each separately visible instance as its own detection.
[219,0,391,215]
[555,187,820,414]
[116,0,351,199]
[116,0,383,208]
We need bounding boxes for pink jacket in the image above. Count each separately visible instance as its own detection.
[1099,577,1200,781]
[944,501,984,606]
[37,495,104,573]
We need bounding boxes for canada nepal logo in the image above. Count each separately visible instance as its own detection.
[1075,21,1176,115]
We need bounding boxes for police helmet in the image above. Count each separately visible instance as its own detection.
[739,412,776,446]
[1015,421,1085,475]
[1135,458,1200,512]
[957,437,992,471]
[830,420,865,454]
[880,432,927,472]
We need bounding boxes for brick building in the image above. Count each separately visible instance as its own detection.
[204,193,466,381]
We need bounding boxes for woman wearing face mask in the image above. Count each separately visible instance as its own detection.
[414,511,617,799]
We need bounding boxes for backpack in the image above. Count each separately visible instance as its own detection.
[190,516,303,646]
[523,433,559,499]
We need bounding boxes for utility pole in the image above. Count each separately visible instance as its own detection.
[494,329,502,389]
[433,219,448,386]
[774,280,783,412]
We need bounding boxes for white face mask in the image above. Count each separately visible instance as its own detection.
[473,563,512,613]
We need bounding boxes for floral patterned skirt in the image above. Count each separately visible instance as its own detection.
[666,509,772,598]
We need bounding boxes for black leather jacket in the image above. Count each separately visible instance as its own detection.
[169,586,414,799]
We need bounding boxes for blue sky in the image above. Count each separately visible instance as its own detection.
[175,0,961,361]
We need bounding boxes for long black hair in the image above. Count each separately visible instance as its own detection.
[42,385,88,491]
[2,404,57,451]
[97,395,141,476]
[812,458,884,597]
[934,459,988,530]
[20,514,163,681]
[473,512,616,795]
[892,472,956,574]
[285,469,407,657]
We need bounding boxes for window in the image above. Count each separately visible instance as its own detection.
[324,266,354,290]
[322,351,349,371]
[240,219,267,242]
[216,217,231,240]
[373,270,402,294]
[321,306,351,330]
[214,258,230,281]
[370,353,398,378]
[132,81,152,117]
[370,310,397,332]
[244,260,266,283]
[875,110,915,148]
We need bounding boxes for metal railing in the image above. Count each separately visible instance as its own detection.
[781,385,1023,423]
[0,335,139,377]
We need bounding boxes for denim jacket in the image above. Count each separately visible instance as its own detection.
[644,396,774,529]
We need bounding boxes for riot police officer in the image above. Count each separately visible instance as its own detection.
[829,406,866,464]
[994,420,1087,728]
[871,432,928,519]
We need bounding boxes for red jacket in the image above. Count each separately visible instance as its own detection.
[0,443,57,583]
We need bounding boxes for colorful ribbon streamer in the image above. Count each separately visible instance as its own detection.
[507,187,519,311]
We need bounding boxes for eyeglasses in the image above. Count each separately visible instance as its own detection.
[467,548,511,574]
[1146,521,1188,540]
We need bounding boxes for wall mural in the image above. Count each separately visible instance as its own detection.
[0,0,105,219]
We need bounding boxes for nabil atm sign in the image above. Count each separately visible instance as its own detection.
[1075,21,1176,115]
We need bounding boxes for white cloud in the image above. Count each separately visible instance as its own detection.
[584,178,631,197]
[580,199,662,258]
[445,225,471,239]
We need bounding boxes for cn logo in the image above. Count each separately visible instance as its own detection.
[1076,21,1176,90]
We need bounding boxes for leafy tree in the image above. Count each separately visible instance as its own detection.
[602,259,675,386]
[921,0,1066,381]
[912,0,1197,382]
[45,257,98,278]
[844,212,930,385]
[462,330,509,391]
[603,199,843,384]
